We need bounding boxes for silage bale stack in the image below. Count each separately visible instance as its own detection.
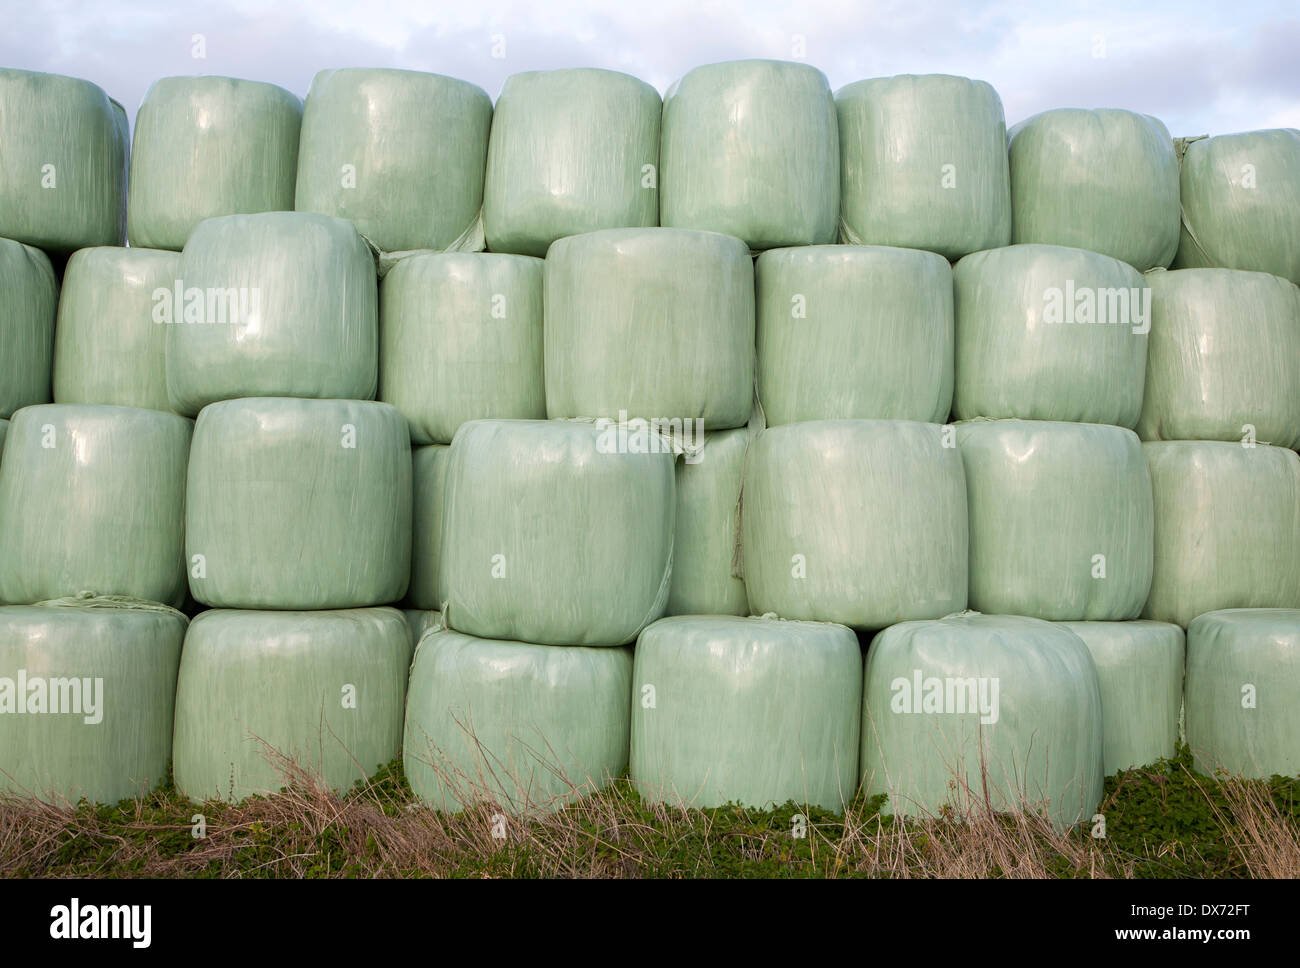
[483,69,660,256]
[835,73,1011,259]
[127,76,302,251]
[295,68,492,256]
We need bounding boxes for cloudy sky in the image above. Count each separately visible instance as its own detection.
[4,0,1297,136]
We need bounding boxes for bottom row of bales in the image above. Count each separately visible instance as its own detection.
[1,605,1298,824]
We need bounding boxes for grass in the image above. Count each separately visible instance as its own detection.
[2,744,1298,878]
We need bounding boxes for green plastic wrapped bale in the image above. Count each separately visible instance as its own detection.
[1144,442,1300,627]
[172,607,409,803]
[631,615,861,813]
[0,420,7,460]
[957,420,1154,621]
[742,420,968,630]
[667,428,749,616]
[1057,620,1184,775]
[0,604,186,804]
[0,238,57,418]
[295,68,491,255]
[53,246,180,413]
[167,212,378,416]
[1173,129,1300,285]
[835,74,1011,260]
[1185,609,1300,778]
[128,76,302,251]
[1008,108,1179,271]
[408,444,450,611]
[756,245,953,426]
[544,228,753,427]
[380,253,544,445]
[953,244,1148,427]
[660,60,839,249]
[483,69,660,257]
[862,614,1104,828]
[0,405,191,606]
[0,69,127,251]
[404,629,631,813]
[186,398,411,610]
[441,420,674,646]
[402,609,441,656]
[1137,268,1300,448]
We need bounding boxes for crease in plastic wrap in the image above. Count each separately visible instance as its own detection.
[0,68,127,251]
[1143,442,1300,627]
[1173,129,1300,285]
[544,228,754,428]
[835,74,1011,260]
[667,428,750,616]
[1185,609,1300,779]
[166,212,378,416]
[403,629,632,813]
[54,246,180,414]
[1138,268,1300,448]
[440,419,675,647]
[128,75,302,251]
[741,420,968,630]
[660,59,839,249]
[402,609,442,659]
[956,420,1154,621]
[0,405,191,607]
[407,444,450,611]
[172,607,410,802]
[630,615,862,813]
[483,69,660,256]
[185,398,412,610]
[1008,108,1179,271]
[1058,620,1185,775]
[0,604,186,804]
[953,243,1149,427]
[861,614,1104,828]
[380,252,545,445]
[0,238,57,418]
[756,244,953,426]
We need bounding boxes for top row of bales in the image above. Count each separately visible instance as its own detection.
[1,63,1297,282]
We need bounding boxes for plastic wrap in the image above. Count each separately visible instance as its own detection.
[631,615,861,812]
[0,604,185,804]
[1008,108,1179,271]
[741,420,968,630]
[53,246,180,413]
[835,74,1011,259]
[953,243,1148,427]
[402,609,441,656]
[483,69,660,256]
[1138,268,1300,448]
[0,68,127,251]
[660,59,839,249]
[407,444,450,611]
[166,212,378,416]
[1144,442,1300,627]
[0,238,57,418]
[186,398,411,610]
[1173,129,1300,285]
[1185,609,1300,778]
[544,228,753,428]
[404,629,631,813]
[380,253,544,445]
[295,68,491,254]
[0,405,191,606]
[667,428,750,616]
[441,419,674,646]
[172,607,409,802]
[1058,620,1184,775]
[957,420,1154,621]
[756,244,953,426]
[862,614,1104,828]
[128,76,302,250]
